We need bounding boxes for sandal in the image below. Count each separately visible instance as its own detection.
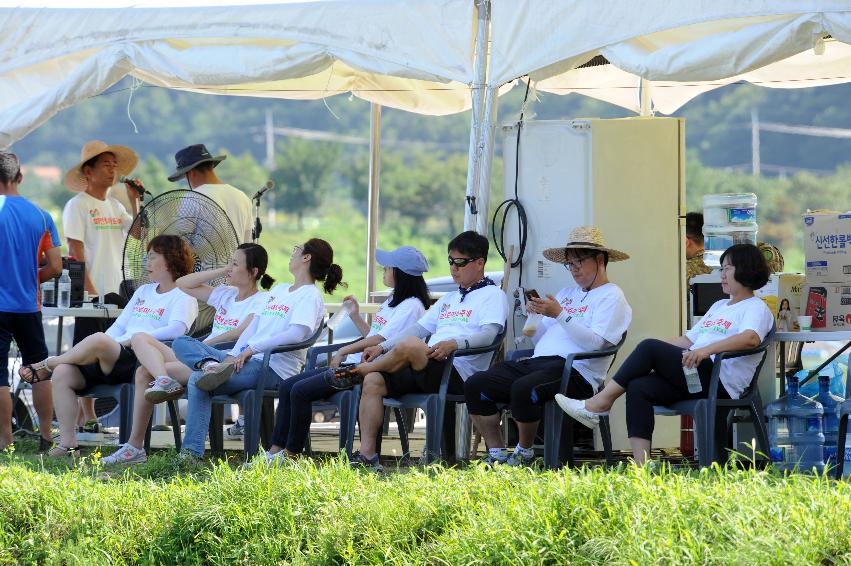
[195,362,235,392]
[47,445,80,458]
[18,358,53,384]
[322,366,363,390]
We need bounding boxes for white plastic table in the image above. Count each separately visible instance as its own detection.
[774,330,851,391]
[41,305,123,355]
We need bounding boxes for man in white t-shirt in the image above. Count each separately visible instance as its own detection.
[167,144,253,244]
[63,140,144,431]
[325,231,508,469]
[465,226,632,466]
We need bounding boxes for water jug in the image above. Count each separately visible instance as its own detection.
[766,375,825,473]
[57,269,72,309]
[813,374,843,468]
[702,193,758,268]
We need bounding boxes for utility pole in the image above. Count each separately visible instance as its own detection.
[751,107,760,177]
[264,109,275,170]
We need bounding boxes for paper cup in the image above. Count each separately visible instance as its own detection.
[797,315,812,331]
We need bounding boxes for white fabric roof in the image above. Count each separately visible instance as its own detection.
[490,1,851,114]
[0,0,475,147]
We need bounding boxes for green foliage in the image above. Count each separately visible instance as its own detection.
[1,453,851,564]
[271,139,341,227]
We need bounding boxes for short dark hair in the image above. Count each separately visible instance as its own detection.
[192,162,215,174]
[685,212,704,244]
[0,151,21,185]
[720,244,770,291]
[147,235,195,280]
[448,231,489,262]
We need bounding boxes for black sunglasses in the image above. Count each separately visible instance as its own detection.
[447,255,480,267]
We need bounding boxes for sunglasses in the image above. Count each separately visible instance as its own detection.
[447,255,480,267]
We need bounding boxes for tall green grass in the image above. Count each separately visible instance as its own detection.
[1,454,850,565]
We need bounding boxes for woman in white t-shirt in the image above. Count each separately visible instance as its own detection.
[557,244,774,466]
[259,246,431,463]
[173,238,346,459]
[19,235,197,457]
[100,243,275,465]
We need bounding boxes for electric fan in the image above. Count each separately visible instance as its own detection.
[121,189,239,334]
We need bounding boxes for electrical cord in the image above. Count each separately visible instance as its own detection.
[492,79,532,287]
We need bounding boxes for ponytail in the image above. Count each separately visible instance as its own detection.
[259,273,276,290]
[302,238,348,295]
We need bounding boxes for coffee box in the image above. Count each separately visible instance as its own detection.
[801,283,851,331]
[755,273,805,332]
[802,212,851,282]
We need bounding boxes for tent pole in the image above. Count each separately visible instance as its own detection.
[639,78,652,116]
[366,103,382,302]
[464,0,491,232]
[475,86,500,236]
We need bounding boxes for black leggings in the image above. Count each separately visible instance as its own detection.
[465,356,594,422]
[271,368,339,453]
[611,338,729,440]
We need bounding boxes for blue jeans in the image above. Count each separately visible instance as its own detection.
[172,335,279,456]
[271,368,338,453]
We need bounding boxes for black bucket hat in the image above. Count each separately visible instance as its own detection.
[167,144,227,182]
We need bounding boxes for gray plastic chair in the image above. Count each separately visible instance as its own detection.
[653,326,775,467]
[509,333,626,469]
[832,362,851,479]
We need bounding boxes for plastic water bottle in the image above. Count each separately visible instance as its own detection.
[57,269,72,309]
[813,374,844,470]
[40,280,56,307]
[522,313,543,337]
[327,299,355,331]
[702,193,758,268]
[765,375,825,473]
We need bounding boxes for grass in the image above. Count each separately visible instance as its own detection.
[1,436,851,564]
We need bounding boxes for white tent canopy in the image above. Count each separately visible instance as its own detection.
[488,1,851,114]
[0,0,476,147]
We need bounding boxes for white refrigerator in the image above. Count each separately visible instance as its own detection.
[501,117,686,450]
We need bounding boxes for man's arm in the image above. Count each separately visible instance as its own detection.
[39,246,62,282]
[67,238,96,294]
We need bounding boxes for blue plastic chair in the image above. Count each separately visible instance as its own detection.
[207,324,325,460]
[653,326,775,467]
[509,333,626,469]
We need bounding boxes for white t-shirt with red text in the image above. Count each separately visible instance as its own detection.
[62,192,133,295]
[685,296,774,399]
[532,283,632,390]
[206,286,270,339]
[418,285,508,380]
[235,283,324,379]
[345,295,426,364]
[105,283,198,343]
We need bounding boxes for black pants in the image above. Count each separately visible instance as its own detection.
[611,338,730,440]
[271,368,338,453]
[465,356,594,423]
[0,311,48,388]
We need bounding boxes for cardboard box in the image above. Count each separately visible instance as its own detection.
[802,283,851,331]
[755,273,805,332]
[803,212,851,282]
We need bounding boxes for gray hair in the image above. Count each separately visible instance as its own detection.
[0,151,21,185]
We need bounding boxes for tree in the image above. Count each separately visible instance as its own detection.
[270,138,341,229]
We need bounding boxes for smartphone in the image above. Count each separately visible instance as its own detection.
[524,289,540,302]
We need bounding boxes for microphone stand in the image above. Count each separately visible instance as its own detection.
[252,193,263,242]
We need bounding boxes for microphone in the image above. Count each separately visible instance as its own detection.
[253,180,274,200]
[119,175,147,195]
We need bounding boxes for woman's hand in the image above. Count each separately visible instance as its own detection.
[342,295,360,316]
[528,295,563,318]
[427,340,458,361]
[330,352,345,369]
[682,347,712,369]
[233,347,254,372]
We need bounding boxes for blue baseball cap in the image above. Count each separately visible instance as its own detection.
[375,246,429,276]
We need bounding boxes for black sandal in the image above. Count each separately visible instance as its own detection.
[19,358,53,384]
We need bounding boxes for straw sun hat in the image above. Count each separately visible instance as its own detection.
[542,226,630,263]
[63,140,138,192]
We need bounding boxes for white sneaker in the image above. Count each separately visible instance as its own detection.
[101,443,147,465]
[225,418,245,440]
[144,376,185,404]
[554,394,607,429]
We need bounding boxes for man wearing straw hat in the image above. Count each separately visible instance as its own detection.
[62,140,142,430]
[464,226,632,466]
